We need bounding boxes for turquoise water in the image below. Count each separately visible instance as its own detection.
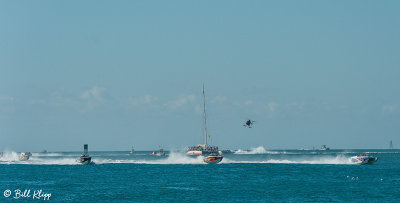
[1,149,399,202]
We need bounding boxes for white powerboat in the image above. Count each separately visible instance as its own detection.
[77,144,92,165]
[19,152,32,161]
[350,154,378,165]
[320,145,330,150]
[151,148,165,156]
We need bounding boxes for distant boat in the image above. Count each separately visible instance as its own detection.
[152,147,165,156]
[390,140,393,149]
[203,153,223,164]
[350,154,378,165]
[130,146,134,154]
[320,145,330,150]
[187,84,221,156]
[77,144,92,165]
[158,148,165,156]
[220,149,234,154]
[19,152,32,161]
[41,149,48,153]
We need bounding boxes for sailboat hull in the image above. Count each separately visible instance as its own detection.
[187,149,222,156]
[187,150,203,155]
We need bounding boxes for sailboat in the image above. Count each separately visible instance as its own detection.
[187,84,222,157]
[130,146,135,154]
[390,140,394,149]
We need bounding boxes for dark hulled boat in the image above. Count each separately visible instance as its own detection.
[77,144,92,165]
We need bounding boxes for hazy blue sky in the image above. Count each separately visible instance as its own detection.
[1,1,399,151]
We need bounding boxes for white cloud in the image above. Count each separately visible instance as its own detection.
[0,95,15,113]
[127,95,158,106]
[80,86,105,102]
[244,100,254,105]
[194,105,203,114]
[210,95,228,103]
[0,95,14,102]
[79,86,106,111]
[30,99,45,104]
[166,94,196,109]
[382,105,397,113]
[268,102,278,113]
[51,88,78,106]
[48,87,106,111]
[285,102,306,111]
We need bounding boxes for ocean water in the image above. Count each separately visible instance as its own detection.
[1,148,399,202]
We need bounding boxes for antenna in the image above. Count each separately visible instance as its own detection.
[203,83,208,148]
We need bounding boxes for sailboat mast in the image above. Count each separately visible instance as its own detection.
[203,84,208,148]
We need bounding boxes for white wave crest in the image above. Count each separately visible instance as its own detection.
[135,151,205,164]
[31,152,64,157]
[234,146,278,154]
[0,150,356,165]
[223,155,353,165]
[0,151,20,162]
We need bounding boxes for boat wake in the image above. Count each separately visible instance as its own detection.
[87,152,206,165]
[223,155,353,165]
[0,151,355,165]
[0,151,79,165]
[31,152,65,157]
[0,151,20,162]
[234,146,279,154]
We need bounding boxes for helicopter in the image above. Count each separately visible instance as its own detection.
[243,119,255,128]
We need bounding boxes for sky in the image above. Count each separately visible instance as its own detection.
[1,1,399,151]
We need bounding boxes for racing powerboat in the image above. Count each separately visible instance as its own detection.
[77,144,92,165]
[320,145,330,150]
[203,153,223,164]
[19,152,32,161]
[151,148,165,156]
[350,154,378,165]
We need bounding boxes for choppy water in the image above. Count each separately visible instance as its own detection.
[1,148,399,202]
